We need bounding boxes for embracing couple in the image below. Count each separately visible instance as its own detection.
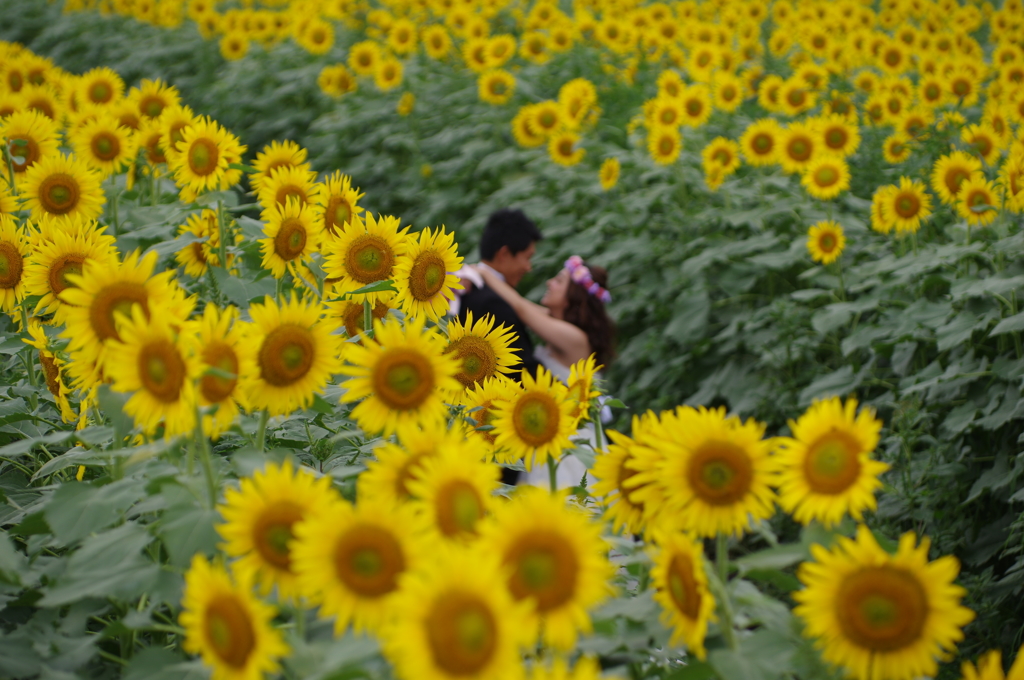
[451,208,616,487]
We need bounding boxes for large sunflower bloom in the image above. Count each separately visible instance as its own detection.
[250,140,308,193]
[478,488,614,650]
[881,177,933,234]
[591,414,663,535]
[168,116,246,200]
[461,375,519,455]
[255,165,317,213]
[648,525,716,659]
[258,197,323,279]
[293,495,426,634]
[393,226,463,321]
[381,546,532,680]
[218,460,337,601]
[740,118,781,166]
[68,113,138,179]
[322,212,409,304]
[801,155,851,201]
[0,215,29,314]
[407,445,499,544]
[490,366,577,471]
[931,151,983,205]
[246,294,343,416]
[807,220,846,265]
[104,305,201,439]
[0,108,61,174]
[794,525,975,680]
[357,424,476,505]
[23,215,118,323]
[626,406,777,538]
[444,311,521,394]
[192,303,255,438]
[776,397,888,528]
[314,171,364,238]
[340,316,461,436]
[17,153,105,222]
[179,555,289,680]
[956,176,1003,226]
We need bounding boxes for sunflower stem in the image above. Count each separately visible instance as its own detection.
[547,454,559,493]
[193,404,218,508]
[217,199,228,271]
[835,258,846,302]
[715,533,737,650]
[363,299,373,338]
[256,409,270,453]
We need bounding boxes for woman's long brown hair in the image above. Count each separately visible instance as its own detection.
[562,263,617,369]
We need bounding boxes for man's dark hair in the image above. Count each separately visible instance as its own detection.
[479,208,542,260]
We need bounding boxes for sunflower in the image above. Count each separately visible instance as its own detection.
[999,155,1024,214]
[246,294,342,416]
[19,84,62,122]
[776,397,888,528]
[382,546,531,680]
[393,226,463,321]
[881,177,933,234]
[880,132,912,165]
[462,39,491,73]
[565,354,600,421]
[179,555,289,680]
[357,423,474,505]
[647,96,683,129]
[322,212,408,303]
[511,106,546,148]
[944,66,980,106]
[794,525,975,680]
[193,303,254,437]
[374,58,403,92]
[960,646,1024,680]
[23,216,117,323]
[701,137,741,175]
[740,118,781,166]
[0,181,15,217]
[711,72,743,113]
[104,305,200,439]
[23,318,75,423]
[328,298,392,340]
[168,117,246,199]
[68,113,138,179]
[340,316,461,436]
[756,74,785,113]
[407,446,500,544]
[59,250,193,380]
[871,185,897,235]
[548,132,585,167]
[17,153,105,222]
[486,34,516,67]
[678,85,712,128]
[137,118,168,166]
[815,114,860,157]
[0,215,28,314]
[308,171,361,239]
[478,69,516,106]
[648,126,682,165]
[519,31,550,65]
[956,176,1002,226]
[159,104,198,166]
[527,101,565,139]
[318,64,358,98]
[259,197,323,279]
[0,109,61,175]
[591,418,660,535]
[462,375,519,455]
[422,25,452,60]
[256,165,317,214]
[801,155,851,201]
[625,406,777,538]
[932,151,984,205]
[779,122,818,174]
[656,69,685,99]
[807,220,846,264]
[218,460,337,600]
[779,78,817,116]
[76,66,125,109]
[297,18,334,55]
[478,488,613,650]
[387,18,417,55]
[599,157,620,191]
[648,526,716,660]
[961,124,1002,166]
[396,92,415,117]
[129,78,180,120]
[529,657,605,680]
[175,209,237,278]
[490,366,576,471]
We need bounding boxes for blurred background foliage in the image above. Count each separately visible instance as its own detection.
[3,0,1024,663]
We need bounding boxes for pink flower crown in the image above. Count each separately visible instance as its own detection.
[564,255,611,304]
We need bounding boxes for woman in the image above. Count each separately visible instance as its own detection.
[473,255,615,379]
[474,255,616,489]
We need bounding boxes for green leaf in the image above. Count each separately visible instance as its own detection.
[990,310,1024,335]
[43,478,147,544]
[211,266,277,306]
[345,279,397,296]
[0,532,27,586]
[734,543,807,574]
[663,661,715,680]
[157,503,220,569]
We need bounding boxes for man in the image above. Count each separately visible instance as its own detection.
[455,208,543,379]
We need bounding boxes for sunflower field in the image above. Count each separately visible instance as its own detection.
[1,0,1024,678]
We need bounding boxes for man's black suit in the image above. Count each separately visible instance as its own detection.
[458,284,540,379]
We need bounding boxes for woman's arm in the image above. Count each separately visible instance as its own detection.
[474,266,589,356]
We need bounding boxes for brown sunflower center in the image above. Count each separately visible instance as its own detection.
[825,129,847,149]
[814,166,839,187]
[512,392,560,446]
[341,300,389,338]
[435,480,485,538]
[426,593,497,674]
[253,501,304,570]
[90,282,149,342]
[820,234,837,252]
[8,137,40,173]
[945,168,970,196]
[189,138,220,177]
[658,137,675,155]
[0,242,24,289]
[408,251,447,301]
[39,351,61,397]
[836,566,927,652]
[201,341,239,403]
[687,440,754,505]
[258,324,314,387]
[787,137,812,162]
[344,234,395,284]
[274,185,307,207]
[138,339,185,403]
[333,523,405,597]
[967,189,990,209]
[506,530,578,610]
[324,196,352,236]
[47,253,85,295]
[752,133,773,154]
[274,217,307,261]
[372,348,435,410]
[38,173,81,216]
[952,79,970,97]
[489,79,507,96]
[686,99,704,116]
[204,595,256,669]
[667,552,701,619]
[140,95,168,119]
[89,81,112,104]
[659,109,677,125]
[803,431,863,494]
[91,132,121,162]
[713,150,731,165]
[787,88,806,107]
[894,192,920,219]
